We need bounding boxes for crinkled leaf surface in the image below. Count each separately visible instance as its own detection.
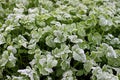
[0,0,120,80]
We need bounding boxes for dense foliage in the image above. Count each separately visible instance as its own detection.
[0,0,120,80]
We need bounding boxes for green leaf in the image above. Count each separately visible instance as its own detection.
[52,44,71,58]
[18,66,39,80]
[7,46,17,54]
[54,30,67,43]
[92,66,119,80]
[72,45,86,62]
[0,51,9,67]
[106,46,117,58]
[68,35,83,43]
[46,35,56,48]
[88,32,102,45]
[31,30,40,39]
[18,35,28,48]
[0,34,5,45]
[6,53,17,68]
[84,60,93,72]
[0,68,4,78]
[62,70,77,80]
[77,27,86,37]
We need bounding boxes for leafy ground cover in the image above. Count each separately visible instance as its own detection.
[0,0,120,80]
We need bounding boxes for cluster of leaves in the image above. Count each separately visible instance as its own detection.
[0,0,120,80]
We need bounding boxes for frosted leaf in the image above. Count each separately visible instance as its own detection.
[107,46,117,58]
[7,46,17,54]
[0,34,5,45]
[72,45,86,62]
[68,35,83,43]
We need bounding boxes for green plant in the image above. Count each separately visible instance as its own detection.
[0,0,120,80]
